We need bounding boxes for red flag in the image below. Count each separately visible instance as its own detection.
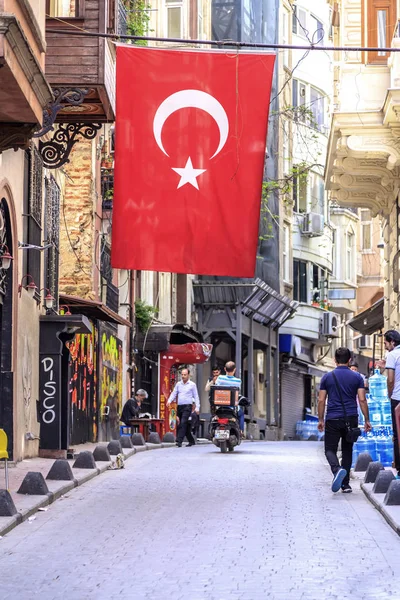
[111,46,275,277]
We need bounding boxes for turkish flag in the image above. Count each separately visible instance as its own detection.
[111,46,275,277]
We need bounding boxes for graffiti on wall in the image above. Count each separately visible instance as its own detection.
[67,324,97,444]
[99,325,123,441]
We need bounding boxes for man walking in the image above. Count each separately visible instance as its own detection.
[318,347,371,493]
[167,368,199,447]
[381,330,400,479]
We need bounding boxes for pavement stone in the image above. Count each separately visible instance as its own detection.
[0,442,399,600]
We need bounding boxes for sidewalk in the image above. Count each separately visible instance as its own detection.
[0,438,195,538]
[352,467,400,536]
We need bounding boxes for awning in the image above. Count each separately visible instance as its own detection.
[192,277,298,329]
[348,298,384,335]
[59,294,131,327]
[135,324,203,353]
[308,365,330,377]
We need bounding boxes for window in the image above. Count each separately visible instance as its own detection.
[293,166,308,212]
[292,79,307,122]
[293,260,307,302]
[360,209,372,250]
[46,0,79,17]
[166,0,183,38]
[358,335,372,349]
[346,229,355,280]
[44,177,60,311]
[23,146,43,299]
[310,86,325,131]
[310,15,324,45]
[198,0,203,38]
[283,225,290,282]
[366,0,396,64]
[310,172,325,216]
[293,6,307,37]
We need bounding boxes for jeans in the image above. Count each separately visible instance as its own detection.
[324,416,358,487]
[391,399,400,473]
[177,404,196,445]
[238,408,245,433]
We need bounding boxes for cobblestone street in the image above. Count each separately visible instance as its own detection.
[0,441,399,600]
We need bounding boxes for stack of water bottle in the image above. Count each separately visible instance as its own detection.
[295,417,323,440]
[352,369,393,467]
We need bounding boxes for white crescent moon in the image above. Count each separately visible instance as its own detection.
[153,89,229,160]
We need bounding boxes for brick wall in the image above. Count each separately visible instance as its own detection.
[59,138,95,299]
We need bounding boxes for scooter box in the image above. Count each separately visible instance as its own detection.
[210,386,239,407]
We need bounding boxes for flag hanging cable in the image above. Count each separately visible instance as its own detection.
[45,29,400,54]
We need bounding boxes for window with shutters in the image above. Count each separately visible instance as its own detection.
[23,145,43,301]
[360,209,372,251]
[365,0,396,64]
[44,177,60,311]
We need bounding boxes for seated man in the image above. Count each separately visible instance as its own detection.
[215,361,245,435]
[120,389,148,426]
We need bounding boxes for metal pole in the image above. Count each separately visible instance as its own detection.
[266,329,272,425]
[248,317,254,419]
[235,304,242,379]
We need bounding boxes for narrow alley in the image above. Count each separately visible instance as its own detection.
[0,442,399,600]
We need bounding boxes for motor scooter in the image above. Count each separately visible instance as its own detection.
[209,386,249,453]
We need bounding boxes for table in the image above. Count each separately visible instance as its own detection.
[128,418,164,442]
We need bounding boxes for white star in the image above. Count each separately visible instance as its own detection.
[172,157,206,190]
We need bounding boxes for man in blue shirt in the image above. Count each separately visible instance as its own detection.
[318,347,371,493]
[216,361,245,435]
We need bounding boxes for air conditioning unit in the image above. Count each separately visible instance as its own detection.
[301,212,324,237]
[321,312,340,337]
[358,335,371,349]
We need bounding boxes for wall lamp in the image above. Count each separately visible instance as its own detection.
[39,288,55,310]
[0,244,13,270]
[18,274,37,298]
[59,305,72,316]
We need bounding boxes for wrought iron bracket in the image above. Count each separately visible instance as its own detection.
[39,123,102,169]
[33,87,90,138]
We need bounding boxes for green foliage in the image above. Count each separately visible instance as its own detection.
[123,0,152,45]
[134,299,157,333]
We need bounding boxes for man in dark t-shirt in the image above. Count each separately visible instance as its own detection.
[318,347,371,493]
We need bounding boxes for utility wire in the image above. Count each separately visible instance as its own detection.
[45,28,400,54]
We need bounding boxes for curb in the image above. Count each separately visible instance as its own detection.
[0,441,179,538]
[361,482,400,537]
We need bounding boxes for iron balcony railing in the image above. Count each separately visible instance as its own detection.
[101,169,114,210]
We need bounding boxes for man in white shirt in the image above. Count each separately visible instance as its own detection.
[382,330,400,479]
[167,368,199,447]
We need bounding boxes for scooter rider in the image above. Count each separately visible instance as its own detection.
[215,361,245,435]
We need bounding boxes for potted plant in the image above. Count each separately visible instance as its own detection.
[103,188,114,209]
[101,155,113,169]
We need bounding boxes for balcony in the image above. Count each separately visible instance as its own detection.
[45,0,117,122]
[0,9,52,151]
[325,26,400,217]
[279,304,335,343]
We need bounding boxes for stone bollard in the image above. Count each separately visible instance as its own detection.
[162,432,176,443]
[107,440,122,455]
[17,472,49,495]
[93,446,111,462]
[120,436,133,449]
[46,459,74,481]
[384,480,400,505]
[364,461,384,484]
[72,451,96,469]
[0,489,18,516]
[131,433,145,446]
[354,452,373,472]
[372,470,395,494]
[148,432,161,444]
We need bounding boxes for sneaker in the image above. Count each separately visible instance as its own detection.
[341,484,352,494]
[187,443,195,447]
[331,468,347,493]
[395,473,400,480]
[176,442,182,447]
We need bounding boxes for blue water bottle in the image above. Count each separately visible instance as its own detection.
[368,368,388,399]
